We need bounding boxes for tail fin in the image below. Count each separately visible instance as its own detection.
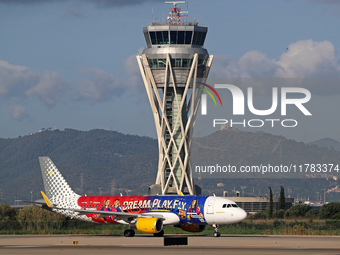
[39,157,79,200]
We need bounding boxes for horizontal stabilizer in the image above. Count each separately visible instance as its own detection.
[15,200,47,205]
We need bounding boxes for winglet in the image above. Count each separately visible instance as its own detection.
[41,191,53,207]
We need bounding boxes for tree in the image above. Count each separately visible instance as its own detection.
[284,204,310,218]
[269,187,273,218]
[0,203,20,230]
[278,186,285,210]
[319,202,340,219]
[0,203,17,221]
[17,206,65,230]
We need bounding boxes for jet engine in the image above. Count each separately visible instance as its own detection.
[180,224,206,232]
[136,218,163,234]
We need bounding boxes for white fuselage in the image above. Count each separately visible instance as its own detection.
[204,197,247,224]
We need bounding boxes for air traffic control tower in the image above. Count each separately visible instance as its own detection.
[136,1,213,195]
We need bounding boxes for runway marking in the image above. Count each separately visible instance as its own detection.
[3,246,47,248]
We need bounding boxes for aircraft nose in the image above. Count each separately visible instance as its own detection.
[239,209,247,221]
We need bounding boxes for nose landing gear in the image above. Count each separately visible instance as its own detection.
[212,224,221,237]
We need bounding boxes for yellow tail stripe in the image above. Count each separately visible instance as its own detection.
[41,191,52,207]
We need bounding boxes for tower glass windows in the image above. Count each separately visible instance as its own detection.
[149,30,196,45]
[185,31,192,44]
[177,31,185,44]
[170,31,177,44]
[148,58,203,68]
[192,31,207,46]
[150,31,157,44]
[163,31,169,44]
[156,31,163,44]
[149,31,170,44]
[144,31,151,46]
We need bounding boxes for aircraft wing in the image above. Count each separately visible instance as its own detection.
[71,208,165,219]
[63,208,166,222]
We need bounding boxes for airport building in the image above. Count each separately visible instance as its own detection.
[226,196,294,214]
[137,2,213,195]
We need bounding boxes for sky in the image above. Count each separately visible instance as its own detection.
[0,0,340,142]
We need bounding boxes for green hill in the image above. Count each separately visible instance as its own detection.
[191,128,340,200]
[0,129,158,203]
[1,128,340,204]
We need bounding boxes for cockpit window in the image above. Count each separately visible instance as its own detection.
[222,204,226,208]
[232,204,238,208]
[227,204,231,208]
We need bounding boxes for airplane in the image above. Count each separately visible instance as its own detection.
[21,157,247,237]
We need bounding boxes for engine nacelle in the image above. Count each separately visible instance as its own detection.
[180,224,206,232]
[136,218,163,234]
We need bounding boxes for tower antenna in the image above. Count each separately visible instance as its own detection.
[165,1,188,24]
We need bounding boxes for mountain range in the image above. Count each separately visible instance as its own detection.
[1,128,339,204]
[309,138,340,152]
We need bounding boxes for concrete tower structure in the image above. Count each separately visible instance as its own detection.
[136,1,213,195]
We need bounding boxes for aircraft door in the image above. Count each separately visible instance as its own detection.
[207,198,215,214]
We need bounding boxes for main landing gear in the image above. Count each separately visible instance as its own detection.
[153,229,164,237]
[213,224,221,237]
[124,229,135,237]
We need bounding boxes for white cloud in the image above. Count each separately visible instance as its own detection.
[211,40,340,95]
[0,52,144,109]
[124,53,143,91]
[77,68,124,101]
[9,105,28,120]
[213,51,279,78]
[75,50,146,103]
[0,60,38,98]
[0,59,66,121]
[26,71,66,106]
[276,40,340,78]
